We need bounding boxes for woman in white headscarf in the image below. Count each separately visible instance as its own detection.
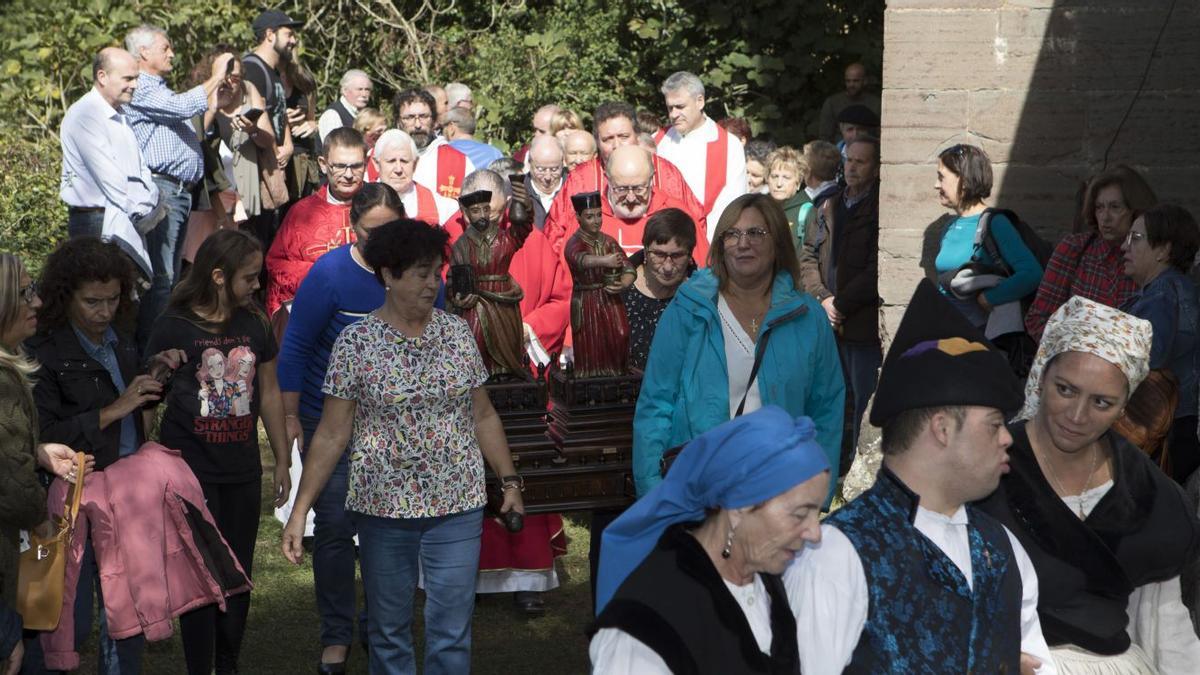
[979,296,1200,674]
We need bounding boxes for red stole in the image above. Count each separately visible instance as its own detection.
[436,144,467,199]
[413,183,439,225]
[656,124,730,215]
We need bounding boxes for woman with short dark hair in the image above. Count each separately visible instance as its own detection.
[282,219,525,674]
[633,193,844,503]
[1024,165,1158,340]
[925,144,1042,328]
[1120,204,1200,482]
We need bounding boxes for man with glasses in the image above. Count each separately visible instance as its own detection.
[394,88,476,199]
[265,128,368,315]
[799,136,882,468]
[556,146,709,264]
[523,136,566,231]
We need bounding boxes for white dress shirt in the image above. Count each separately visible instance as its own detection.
[318,95,359,142]
[656,116,747,232]
[785,507,1057,675]
[60,88,159,273]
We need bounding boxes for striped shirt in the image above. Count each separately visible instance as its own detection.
[124,72,208,184]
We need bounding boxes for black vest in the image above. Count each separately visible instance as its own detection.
[827,469,1023,674]
[590,522,800,674]
[325,99,355,129]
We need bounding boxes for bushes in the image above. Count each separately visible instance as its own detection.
[0,133,68,275]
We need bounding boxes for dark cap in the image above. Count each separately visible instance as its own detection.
[459,190,492,208]
[869,279,1022,426]
[252,10,301,34]
[570,191,602,213]
[837,104,879,128]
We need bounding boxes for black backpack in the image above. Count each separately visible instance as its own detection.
[974,208,1053,277]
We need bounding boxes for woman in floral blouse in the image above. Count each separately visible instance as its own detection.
[281,218,524,675]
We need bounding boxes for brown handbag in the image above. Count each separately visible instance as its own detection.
[17,452,86,631]
[258,144,291,210]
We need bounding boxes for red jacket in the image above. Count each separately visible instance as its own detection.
[447,216,571,355]
[543,155,708,258]
[41,443,250,671]
[265,186,355,315]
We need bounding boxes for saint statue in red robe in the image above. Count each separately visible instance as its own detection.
[563,192,634,378]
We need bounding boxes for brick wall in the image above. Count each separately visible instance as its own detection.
[878,0,1200,335]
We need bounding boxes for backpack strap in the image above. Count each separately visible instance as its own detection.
[975,208,1014,277]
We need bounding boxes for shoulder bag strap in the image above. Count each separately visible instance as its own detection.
[734,328,773,417]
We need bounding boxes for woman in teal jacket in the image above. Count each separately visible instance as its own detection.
[633,194,845,504]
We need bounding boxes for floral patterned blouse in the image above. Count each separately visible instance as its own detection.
[323,311,489,519]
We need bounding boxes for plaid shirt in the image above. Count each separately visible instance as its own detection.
[1025,232,1136,340]
[125,73,208,184]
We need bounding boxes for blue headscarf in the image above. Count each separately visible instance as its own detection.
[595,406,830,613]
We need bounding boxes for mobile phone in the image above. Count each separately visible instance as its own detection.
[242,108,265,124]
[225,56,236,76]
[450,264,476,298]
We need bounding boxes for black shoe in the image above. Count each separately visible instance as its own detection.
[513,591,545,617]
[317,659,347,675]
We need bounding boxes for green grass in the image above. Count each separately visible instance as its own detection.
[69,433,596,674]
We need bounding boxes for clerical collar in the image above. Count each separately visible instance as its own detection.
[326,189,348,206]
[678,115,712,139]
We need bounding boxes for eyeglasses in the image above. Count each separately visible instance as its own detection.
[327,162,366,175]
[646,249,689,264]
[399,113,433,123]
[18,281,38,305]
[609,182,651,198]
[530,164,562,176]
[1125,230,1147,244]
[720,227,770,245]
[1094,202,1128,216]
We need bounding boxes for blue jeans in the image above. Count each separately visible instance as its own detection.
[302,416,366,648]
[137,176,192,350]
[838,340,883,464]
[66,209,105,239]
[354,508,483,675]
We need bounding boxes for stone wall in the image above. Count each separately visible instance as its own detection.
[878,0,1200,335]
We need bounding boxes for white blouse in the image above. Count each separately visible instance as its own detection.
[717,294,762,418]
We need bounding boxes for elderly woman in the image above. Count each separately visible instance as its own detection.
[0,253,82,670]
[282,219,524,674]
[922,144,1042,329]
[744,139,776,195]
[1119,204,1200,482]
[590,406,829,673]
[1024,166,1158,341]
[765,146,810,251]
[979,297,1200,673]
[633,193,844,502]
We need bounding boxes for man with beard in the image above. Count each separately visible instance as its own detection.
[265,128,367,315]
[553,146,708,264]
[394,88,475,199]
[818,62,881,144]
[562,129,597,173]
[655,71,747,229]
[242,10,299,188]
[372,129,458,228]
[544,102,703,255]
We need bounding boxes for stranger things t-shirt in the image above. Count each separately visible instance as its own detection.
[147,307,278,483]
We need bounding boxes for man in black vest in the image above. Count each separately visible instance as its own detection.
[318,69,372,142]
[785,280,1055,675]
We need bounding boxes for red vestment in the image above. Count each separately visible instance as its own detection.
[264,186,353,316]
[414,141,473,199]
[564,230,632,378]
[543,155,708,260]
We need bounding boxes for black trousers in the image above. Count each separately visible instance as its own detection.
[179,479,261,675]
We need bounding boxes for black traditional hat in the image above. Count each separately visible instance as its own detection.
[837,104,880,128]
[571,191,602,213]
[458,190,492,208]
[869,279,1022,426]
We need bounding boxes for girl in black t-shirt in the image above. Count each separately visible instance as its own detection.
[146,229,291,675]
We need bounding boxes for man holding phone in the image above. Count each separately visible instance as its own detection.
[243,10,300,188]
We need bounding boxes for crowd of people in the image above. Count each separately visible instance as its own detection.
[1,6,1199,675]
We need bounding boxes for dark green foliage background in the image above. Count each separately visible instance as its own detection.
[0,0,882,266]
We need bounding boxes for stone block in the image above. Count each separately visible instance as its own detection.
[887,0,1003,9]
[879,225,929,261]
[883,128,974,165]
[1083,92,1200,168]
[879,164,946,231]
[969,90,1087,164]
[883,89,970,127]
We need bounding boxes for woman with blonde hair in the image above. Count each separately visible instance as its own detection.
[550,108,585,142]
[764,146,810,251]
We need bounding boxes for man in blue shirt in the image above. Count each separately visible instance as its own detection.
[123,24,231,349]
[443,107,504,171]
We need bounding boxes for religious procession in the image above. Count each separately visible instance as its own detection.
[1,2,1199,673]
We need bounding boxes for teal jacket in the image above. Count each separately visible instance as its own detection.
[632,269,845,504]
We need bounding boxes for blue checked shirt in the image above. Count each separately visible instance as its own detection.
[125,72,208,184]
[72,325,138,458]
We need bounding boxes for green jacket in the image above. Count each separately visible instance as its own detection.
[0,366,47,606]
[780,191,812,254]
